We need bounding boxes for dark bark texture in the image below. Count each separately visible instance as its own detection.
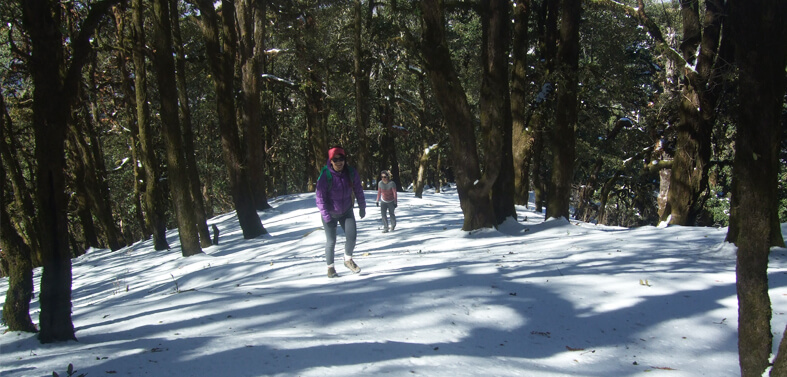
[419,0,495,231]
[238,0,272,211]
[728,0,787,375]
[152,0,203,256]
[22,0,121,343]
[170,0,213,247]
[482,0,516,225]
[195,0,266,239]
[547,0,581,220]
[353,0,372,187]
[132,0,170,250]
[663,0,727,226]
[511,0,533,207]
[0,152,37,332]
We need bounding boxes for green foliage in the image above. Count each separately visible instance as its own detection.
[570,3,664,226]
[703,191,731,227]
[3,0,785,255]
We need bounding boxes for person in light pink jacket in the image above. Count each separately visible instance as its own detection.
[375,170,397,233]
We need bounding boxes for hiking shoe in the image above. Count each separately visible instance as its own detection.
[327,267,339,278]
[344,259,361,274]
[382,228,389,233]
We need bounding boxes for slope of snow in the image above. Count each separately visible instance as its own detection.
[2,187,786,377]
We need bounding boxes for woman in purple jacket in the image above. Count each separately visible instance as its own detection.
[315,147,367,278]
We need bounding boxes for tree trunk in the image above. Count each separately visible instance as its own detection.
[663,0,726,226]
[132,0,170,250]
[0,94,42,266]
[0,119,37,333]
[0,207,37,333]
[657,151,671,220]
[151,0,203,257]
[25,0,75,343]
[532,0,559,215]
[547,0,581,220]
[153,0,202,257]
[237,0,272,211]
[435,151,443,194]
[305,83,329,191]
[67,133,100,249]
[576,158,602,222]
[353,0,373,187]
[414,72,436,199]
[597,172,623,225]
[727,0,787,375]
[194,0,266,239]
[511,0,534,207]
[293,12,330,191]
[20,0,121,343]
[69,97,124,250]
[419,0,495,231]
[775,322,787,377]
[85,65,125,249]
[531,112,546,213]
[414,142,431,198]
[259,6,279,198]
[379,97,403,191]
[170,0,213,247]
[482,0,516,225]
[112,8,146,244]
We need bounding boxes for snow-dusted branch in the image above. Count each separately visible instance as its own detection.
[260,73,298,89]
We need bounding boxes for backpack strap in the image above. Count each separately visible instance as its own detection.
[318,165,355,194]
[318,165,333,191]
[347,166,355,203]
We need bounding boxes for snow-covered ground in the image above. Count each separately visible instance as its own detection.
[2,186,786,376]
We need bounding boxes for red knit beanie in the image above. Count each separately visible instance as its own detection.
[328,147,346,161]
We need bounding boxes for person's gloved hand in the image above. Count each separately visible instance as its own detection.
[359,208,366,219]
[394,201,398,208]
[376,201,379,207]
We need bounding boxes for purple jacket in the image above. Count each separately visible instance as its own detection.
[315,161,367,223]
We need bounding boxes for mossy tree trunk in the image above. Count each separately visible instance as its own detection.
[511,0,534,207]
[132,0,170,250]
[0,110,37,333]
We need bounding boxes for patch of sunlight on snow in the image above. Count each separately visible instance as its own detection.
[391,268,455,282]
[583,297,645,316]
[462,265,502,275]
